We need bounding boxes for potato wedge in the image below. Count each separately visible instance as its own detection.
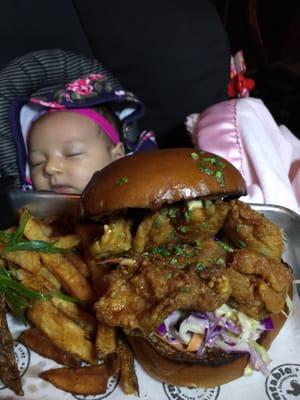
[95,323,117,359]
[39,266,61,290]
[40,365,110,395]
[51,234,80,250]
[40,253,92,301]
[22,210,79,248]
[19,327,81,367]
[50,297,97,337]
[0,294,23,396]
[22,211,54,241]
[64,251,90,278]
[20,212,92,301]
[118,339,139,396]
[9,267,60,292]
[27,300,96,363]
[3,250,41,273]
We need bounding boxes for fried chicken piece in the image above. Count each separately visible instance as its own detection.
[223,200,284,260]
[193,238,227,269]
[0,294,23,396]
[133,211,175,253]
[90,217,132,259]
[177,200,230,242]
[133,200,230,253]
[94,256,231,333]
[135,238,227,271]
[226,249,292,320]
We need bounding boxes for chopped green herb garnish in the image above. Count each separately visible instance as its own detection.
[170,258,178,265]
[202,156,226,169]
[202,221,209,229]
[197,156,226,187]
[174,245,184,256]
[179,226,188,234]
[2,240,64,254]
[165,273,173,280]
[116,176,129,185]
[150,246,171,257]
[260,250,269,257]
[184,209,192,221]
[235,224,241,232]
[180,287,189,293]
[153,217,162,228]
[0,211,31,247]
[214,170,225,187]
[195,263,206,272]
[198,164,214,175]
[215,257,225,265]
[0,210,65,254]
[238,240,247,248]
[0,231,12,242]
[217,241,234,252]
[194,239,202,249]
[203,199,213,208]
[167,206,179,219]
[14,209,30,243]
[0,267,81,323]
[190,152,199,160]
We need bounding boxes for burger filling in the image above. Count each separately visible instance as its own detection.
[156,305,274,375]
[92,199,292,375]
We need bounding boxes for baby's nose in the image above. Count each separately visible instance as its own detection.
[44,157,63,176]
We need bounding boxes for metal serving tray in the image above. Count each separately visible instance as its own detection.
[0,190,80,229]
[0,191,299,287]
[1,191,300,400]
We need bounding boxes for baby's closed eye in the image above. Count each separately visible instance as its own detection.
[29,159,45,168]
[64,151,84,157]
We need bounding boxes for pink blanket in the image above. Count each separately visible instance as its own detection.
[186,98,300,214]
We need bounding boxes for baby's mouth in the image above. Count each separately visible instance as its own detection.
[51,185,77,194]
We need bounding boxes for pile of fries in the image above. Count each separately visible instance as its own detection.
[0,209,139,397]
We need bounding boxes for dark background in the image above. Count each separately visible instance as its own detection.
[215,0,300,138]
[1,0,300,143]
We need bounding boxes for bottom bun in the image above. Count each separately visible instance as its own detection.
[127,311,287,387]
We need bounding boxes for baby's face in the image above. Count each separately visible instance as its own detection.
[28,111,120,194]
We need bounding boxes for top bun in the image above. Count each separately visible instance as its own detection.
[81,148,247,217]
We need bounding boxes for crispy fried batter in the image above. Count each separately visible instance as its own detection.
[226,249,292,320]
[90,217,132,259]
[177,200,230,242]
[223,200,284,259]
[132,201,230,253]
[94,256,231,333]
[133,211,174,253]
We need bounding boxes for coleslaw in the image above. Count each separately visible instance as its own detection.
[156,304,275,376]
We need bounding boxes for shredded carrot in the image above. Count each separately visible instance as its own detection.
[187,333,204,352]
[156,332,204,352]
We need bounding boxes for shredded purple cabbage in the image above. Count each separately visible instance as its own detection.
[260,317,274,330]
[156,306,274,376]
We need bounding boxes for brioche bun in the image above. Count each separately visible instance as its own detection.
[127,310,288,388]
[81,148,246,218]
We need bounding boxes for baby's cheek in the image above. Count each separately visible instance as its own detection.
[70,154,113,191]
[70,166,96,191]
[30,172,49,190]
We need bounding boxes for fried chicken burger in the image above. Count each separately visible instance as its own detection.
[80,148,293,387]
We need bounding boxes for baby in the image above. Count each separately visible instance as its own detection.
[27,107,125,194]
[11,72,156,193]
